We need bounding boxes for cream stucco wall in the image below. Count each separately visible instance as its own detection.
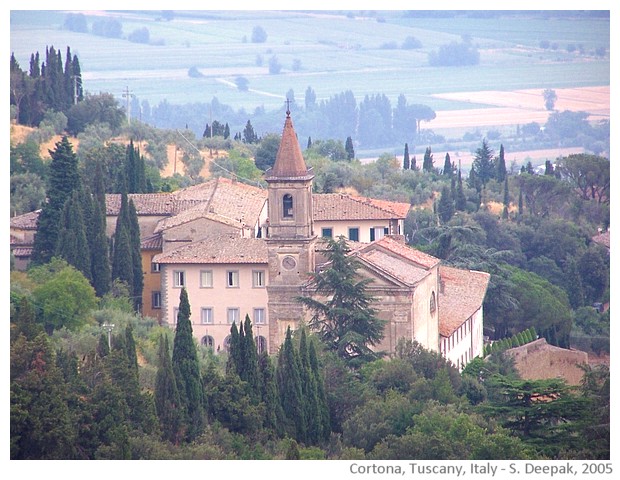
[161,262,269,353]
[314,219,403,243]
[440,307,484,370]
[410,265,440,352]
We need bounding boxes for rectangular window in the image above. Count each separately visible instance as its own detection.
[227,308,240,324]
[348,227,359,242]
[226,270,239,288]
[370,227,387,242]
[321,227,333,238]
[252,270,266,288]
[151,255,161,273]
[254,308,266,325]
[173,270,185,288]
[201,307,213,324]
[200,270,213,288]
[152,291,161,309]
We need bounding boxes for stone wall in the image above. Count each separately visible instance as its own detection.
[504,338,589,386]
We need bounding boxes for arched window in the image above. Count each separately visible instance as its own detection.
[201,335,214,350]
[283,194,293,218]
[430,291,436,314]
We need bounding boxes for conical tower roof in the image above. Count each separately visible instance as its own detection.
[266,111,312,180]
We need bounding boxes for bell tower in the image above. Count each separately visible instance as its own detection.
[265,108,316,353]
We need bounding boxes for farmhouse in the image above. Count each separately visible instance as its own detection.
[10,112,489,367]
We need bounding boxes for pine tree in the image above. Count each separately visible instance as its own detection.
[472,139,496,188]
[154,334,184,444]
[172,288,204,441]
[403,143,410,170]
[437,184,455,223]
[297,236,386,367]
[31,136,80,265]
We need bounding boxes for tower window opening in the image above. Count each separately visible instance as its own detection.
[283,194,294,218]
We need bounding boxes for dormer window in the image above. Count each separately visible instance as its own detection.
[283,194,294,218]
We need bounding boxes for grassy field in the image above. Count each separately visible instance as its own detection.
[10,10,610,111]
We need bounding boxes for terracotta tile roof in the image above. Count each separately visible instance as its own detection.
[358,249,431,285]
[154,177,267,233]
[592,230,610,249]
[313,194,410,221]
[105,193,202,216]
[141,234,162,250]
[10,210,40,230]
[353,236,439,285]
[438,265,490,337]
[153,234,268,264]
[265,113,313,180]
[370,236,440,269]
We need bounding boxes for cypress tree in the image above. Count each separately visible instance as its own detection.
[518,185,524,216]
[502,177,510,219]
[154,334,184,444]
[298,329,318,444]
[241,314,260,396]
[127,199,143,312]
[89,164,111,297]
[125,322,138,377]
[309,339,331,442]
[276,327,306,442]
[226,321,242,376]
[31,136,80,265]
[411,155,417,171]
[55,189,91,280]
[111,192,134,295]
[403,143,410,170]
[443,152,452,176]
[345,136,355,160]
[258,351,285,435]
[497,144,507,182]
[172,288,204,441]
[422,146,434,172]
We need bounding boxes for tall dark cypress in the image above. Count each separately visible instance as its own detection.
[403,143,410,170]
[309,339,331,442]
[502,177,510,219]
[171,288,204,441]
[443,152,452,176]
[154,334,184,444]
[455,167,467,211]
[89,161,111,296]
[497,144,507,182]
[55,189,91,280]
[276,327,306,442]
[298,329,318,444]
[240,314,260,396]
[111,192,134,294]
[258,351,285,435]
[127,199,143,312]
[31,136,80,265]
[226,321,242,376]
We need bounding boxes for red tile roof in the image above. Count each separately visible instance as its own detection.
[154,177,267,233]
[10,210,40,230]
[313,194,410,221]
[354,236,440,286]
[141,234,163,250]
[438,265,490,337]
[153,234,268,264]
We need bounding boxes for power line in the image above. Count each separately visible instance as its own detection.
[175,129,264,189]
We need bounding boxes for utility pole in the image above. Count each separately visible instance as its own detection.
[122,86,135,124]
[102,322,115,350]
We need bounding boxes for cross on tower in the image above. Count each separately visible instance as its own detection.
[285,98,291,117]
